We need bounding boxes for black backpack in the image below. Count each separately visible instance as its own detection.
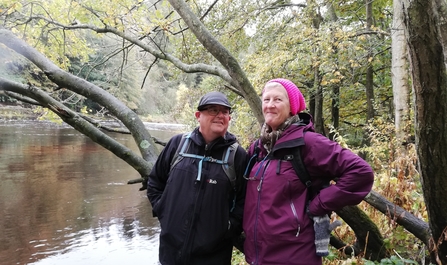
[244,135,328,196]
[170,132,239,191]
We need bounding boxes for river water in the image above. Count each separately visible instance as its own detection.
[0,121,181,265]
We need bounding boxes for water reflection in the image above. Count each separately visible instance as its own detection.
[0,121,178,265]
[31,218,160,265]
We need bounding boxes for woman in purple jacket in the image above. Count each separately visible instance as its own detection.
[243,78,374,265]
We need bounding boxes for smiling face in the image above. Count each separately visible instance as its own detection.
[262,82,291,130]
[195,104,231,143]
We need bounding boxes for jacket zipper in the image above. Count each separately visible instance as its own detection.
[253,160,270,264]
[179,180,201,263]
[255,156,269,191]
[288,181,301,237]
[180,144,210,263]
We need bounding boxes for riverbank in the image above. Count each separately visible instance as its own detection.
[0,105,40,120]
[0,105,187,132]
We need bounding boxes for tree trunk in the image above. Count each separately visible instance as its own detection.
[391,0,414,203]
[336,205,387,261]
[313,69,325,134]
[327,5,340,138]
[331,85,339,130]
[392,0,411,145]
[365,0,375,122]
[433,0,447,63]
[402,0,447,263]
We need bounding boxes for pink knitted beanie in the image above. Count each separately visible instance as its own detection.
[265,78,306,115]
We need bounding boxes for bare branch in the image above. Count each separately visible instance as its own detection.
[3,91,41,105]
[16,15,233,82]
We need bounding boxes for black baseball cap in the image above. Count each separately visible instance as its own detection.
[197,91,232,111]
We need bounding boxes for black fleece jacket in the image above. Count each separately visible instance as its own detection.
[147,127,247,265]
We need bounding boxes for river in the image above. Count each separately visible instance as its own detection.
[0,120,182,265]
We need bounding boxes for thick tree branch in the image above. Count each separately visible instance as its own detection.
[0,77,151,176]
[167,0,264,124]
[336,205,388,261]
[0,29,158,167]
[3,91,41,105]
[364,190,431,245]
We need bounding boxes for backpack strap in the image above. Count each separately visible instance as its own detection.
[222,142,238,191]
[243,139,260,179]
[222,142,238,212]
[169,132,191,171]
[244,138,313,192]
[285,147,312,188]
[170,132,238,190]
[245,131,329,202]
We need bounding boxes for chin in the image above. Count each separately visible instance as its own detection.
[211,125,226,133]
[265,118,277,126]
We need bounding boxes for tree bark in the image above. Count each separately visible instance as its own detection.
[365,0,375,122]
[402,0,447,263]
[331,84,340,132]
[364,191,431,245]
[326,4,340,137]
[313,69,324,134]
[433,0,447,63]
[392,0,411,145]
[336,205,387,261]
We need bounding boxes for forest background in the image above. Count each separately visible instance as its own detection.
[0,0,446,264]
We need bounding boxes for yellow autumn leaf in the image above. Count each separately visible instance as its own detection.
[330,78,341,83]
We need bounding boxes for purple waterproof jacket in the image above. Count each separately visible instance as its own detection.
[243,113,374,265]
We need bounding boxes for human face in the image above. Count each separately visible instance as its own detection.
[195,105,231,143]
[262,83,291,130]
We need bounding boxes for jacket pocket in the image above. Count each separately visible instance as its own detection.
[288,181,301,237]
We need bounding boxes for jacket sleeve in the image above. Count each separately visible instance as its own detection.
[304,132,374,216]
[146,134,182,217]
[228,145,248,236]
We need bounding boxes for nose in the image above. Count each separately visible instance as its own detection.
[265,100,275,108]
[216,110,226,117]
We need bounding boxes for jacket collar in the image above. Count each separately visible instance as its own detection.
[190,127,237,149]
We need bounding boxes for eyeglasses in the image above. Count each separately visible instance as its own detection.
[203,107,232,116]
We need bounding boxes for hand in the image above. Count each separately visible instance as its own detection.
[312,215,342,256]
[139,176,148,191]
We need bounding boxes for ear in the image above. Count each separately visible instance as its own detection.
[195,111,201,119]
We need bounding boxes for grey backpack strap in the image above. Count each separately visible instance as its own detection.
[170,132,238,191]
[169,132,191,172]
[222,142,238,191]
